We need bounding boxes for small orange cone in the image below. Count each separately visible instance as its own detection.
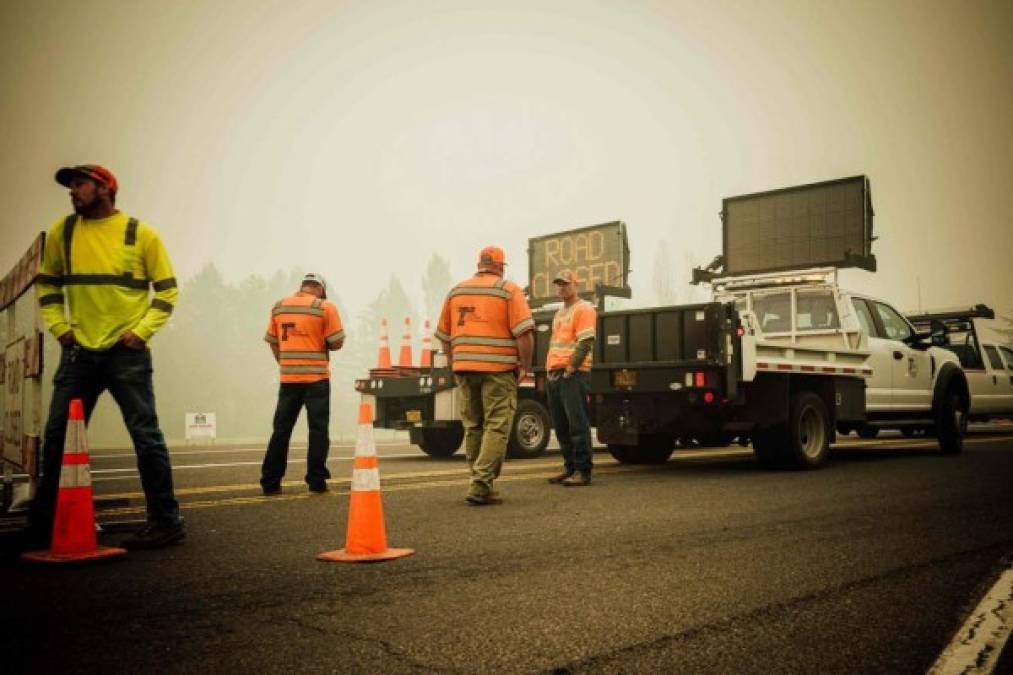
[420,319,433,368]
[398,317,413,368]
[21,399,127,564]
[318,400,414,563]
[376,319,392,369]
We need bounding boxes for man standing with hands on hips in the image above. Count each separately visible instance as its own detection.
[31,164,185,549]
[436,246,534,505]
[545,270,597,487]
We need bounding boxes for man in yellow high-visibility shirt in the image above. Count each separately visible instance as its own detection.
[29,164,184,550]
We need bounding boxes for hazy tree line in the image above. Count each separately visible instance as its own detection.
[78,255,455,448]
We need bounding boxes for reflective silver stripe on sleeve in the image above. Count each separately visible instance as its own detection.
[452,336,516,348]
[434,329,451,343]
[272,306,325,317]
[325,330,345,344]
[151,299,174,314]
[452,351,519,365]
[576,329,595,340]
[279,351,329,361]
[549,341,576,350]
[511,317,536,336]
[280,365,330,374]
[494,278,507,289]
[448,287,511,300]
[59,464,92,489]
[351,467,381,492]
[264,333,279,344]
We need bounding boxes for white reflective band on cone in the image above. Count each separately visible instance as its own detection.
[355,425,376,457]
[351,468,381,492]
[59,463,92,488]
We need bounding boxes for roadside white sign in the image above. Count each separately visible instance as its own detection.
[185,412,217,441]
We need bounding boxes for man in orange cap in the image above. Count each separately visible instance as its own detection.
[435,246,534,505]
[31,164,184,549]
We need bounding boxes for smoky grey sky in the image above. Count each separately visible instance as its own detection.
[2,0,1011,320]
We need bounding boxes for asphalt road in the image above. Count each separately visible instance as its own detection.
[2,430,1013,674]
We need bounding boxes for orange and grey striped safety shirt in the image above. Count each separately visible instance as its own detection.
[37,212,178,350]
[546,300,597,371]
[435,271,534,373]
[264,292,345,383]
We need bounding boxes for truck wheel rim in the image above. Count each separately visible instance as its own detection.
[798,406,825,459]
[517,414,544,449]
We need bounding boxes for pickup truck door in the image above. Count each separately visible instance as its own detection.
[980,345,1009,414]
[871,301,933,411]
[851,298,893,411]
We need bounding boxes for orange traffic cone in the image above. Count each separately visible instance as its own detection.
[398,317,413,368]
[317,400,414,563]
[376,319,392,369]
[420,319,433,368]
[21,399,127,564]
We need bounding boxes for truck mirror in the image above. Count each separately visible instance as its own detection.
[930,320,948,347]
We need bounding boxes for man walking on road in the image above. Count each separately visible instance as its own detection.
[31,164,185,549]
[261,273,345,495]
[435,246,534,505]
[545,271,597,486]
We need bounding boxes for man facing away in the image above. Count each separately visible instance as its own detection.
[261,273,345,495]
[435,246,534,505]
[31,164,184,549]
[545,271,597,487]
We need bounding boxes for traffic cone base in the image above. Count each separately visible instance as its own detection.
[316,547,415,563]
[21,545,127,564]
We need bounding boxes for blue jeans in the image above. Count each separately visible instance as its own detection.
[261,380,331,490]
[30,344,182,533]
[546,371,593,475]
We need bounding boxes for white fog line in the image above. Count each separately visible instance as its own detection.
[90,442,406,459]
[90,452,428,478]
[928,564,1013,675]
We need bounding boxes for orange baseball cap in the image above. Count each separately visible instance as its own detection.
[55,164,119,193]
[478,246,506,266]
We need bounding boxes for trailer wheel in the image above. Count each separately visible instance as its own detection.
[786,391,831,469]
[418,426,464,457]
[936,387,967,455]
[507,399,550,459]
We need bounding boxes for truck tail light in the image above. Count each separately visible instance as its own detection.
[703,391,715,404]
[694,372,705,388]
[736,326,745,337]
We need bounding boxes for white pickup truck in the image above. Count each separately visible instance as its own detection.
[717,269,970,450]
[904,305,1013,431]
[592,267,971,470]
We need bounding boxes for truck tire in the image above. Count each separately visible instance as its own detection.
[785,391,831,469]
[508,399,551,459]
[753,392,831,470]
[418,426,464,457]
[607,444,636,464]
[856,426,880,439]
[935,387,967,455]
[638,434,675,464]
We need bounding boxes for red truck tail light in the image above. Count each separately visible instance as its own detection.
[694,371,705,388]
[703,391,715,404]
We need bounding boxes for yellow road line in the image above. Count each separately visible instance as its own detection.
[94,435,1013,513]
